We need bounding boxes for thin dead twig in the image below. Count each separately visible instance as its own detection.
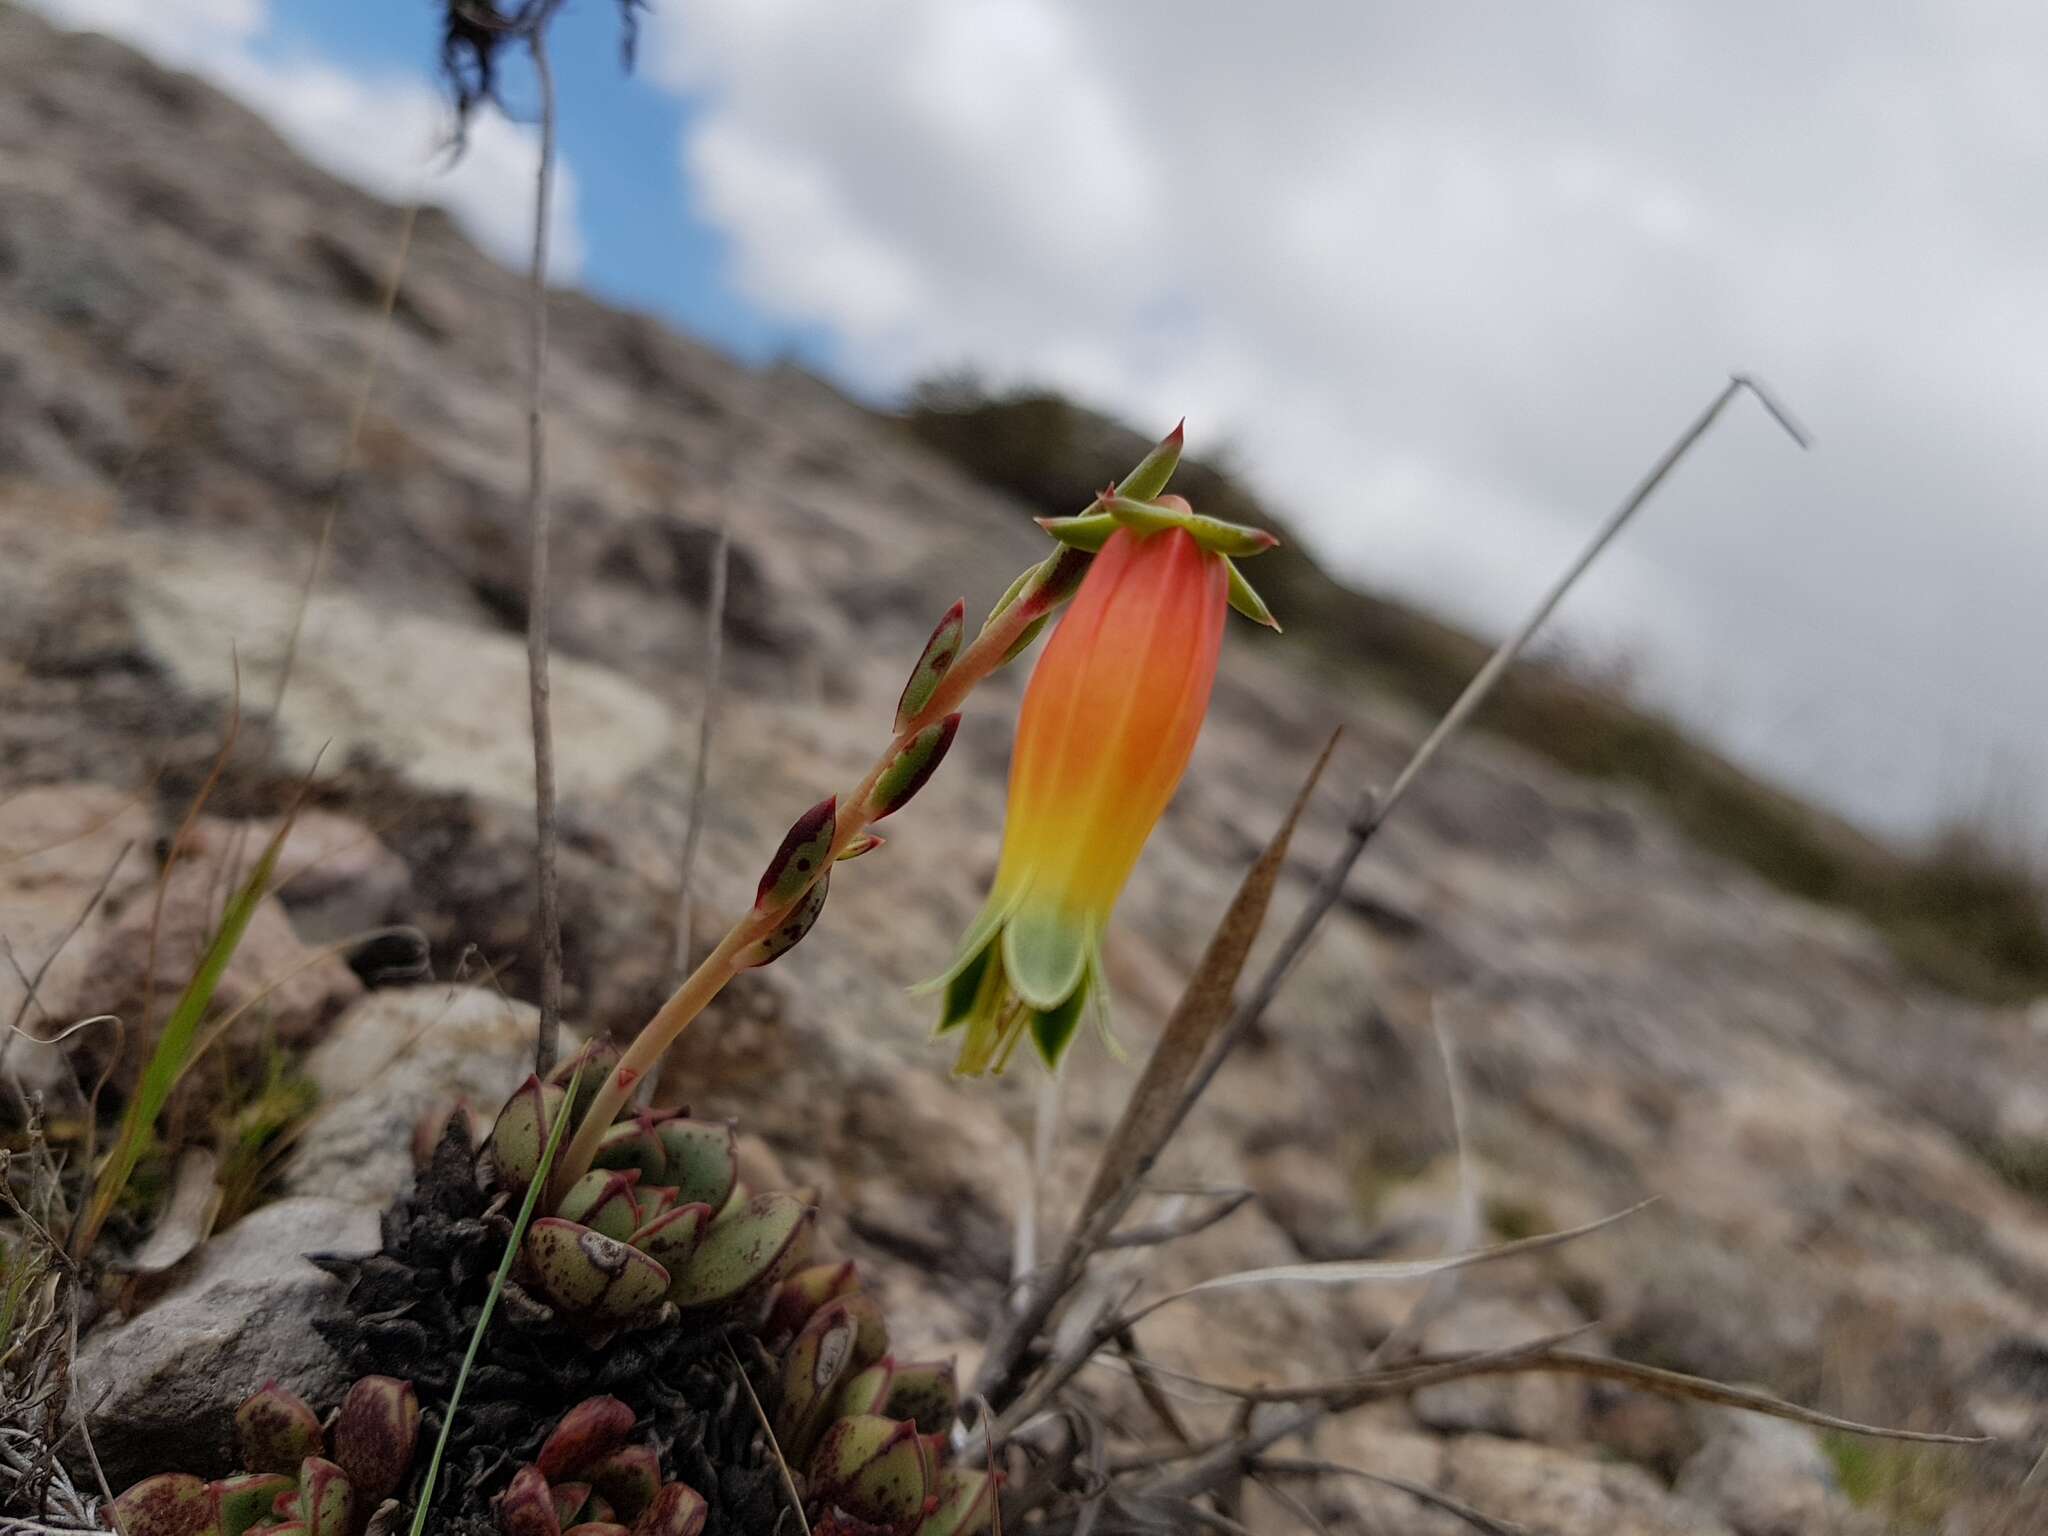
[523,1,567,1075]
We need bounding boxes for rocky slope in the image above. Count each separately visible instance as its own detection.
[5,6,2048,1530]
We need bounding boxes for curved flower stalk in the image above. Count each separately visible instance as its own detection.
[550,424,1200,1200]
[921,495,1280,1074]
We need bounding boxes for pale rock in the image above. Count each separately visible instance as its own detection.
[75,1196,379,1488]
[1673,1412,1842,1536]
[285,984,561,1206]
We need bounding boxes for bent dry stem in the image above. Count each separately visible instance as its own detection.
[550,571,1060,1203]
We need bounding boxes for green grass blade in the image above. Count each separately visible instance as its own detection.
[70,813,296,1260]
[407,1060,585,1536]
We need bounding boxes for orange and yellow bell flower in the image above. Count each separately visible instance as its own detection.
[923,493,1278,1075]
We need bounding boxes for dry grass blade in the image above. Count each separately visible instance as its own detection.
[1455,1349,1991,1445]
[727,1339,811,1536]
[1259,1458,1527,1536]
[523,5,567,1075]
[1118,1201,1652,1327]
[1077,729,1341,1228]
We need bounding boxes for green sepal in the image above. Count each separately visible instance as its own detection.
[1101,495,1278,558]
[1034,511,1117,552]
[1117,418,1185,502]
[1224,557,1281,630]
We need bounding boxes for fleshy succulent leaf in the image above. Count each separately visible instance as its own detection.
[773,1299,862,1459]
[763,1259,859,1345]
[592,1117,668,1181]
[547,1040,622,1124]
[754,796,836,912]
[867,715,960,821]
[538,1397,637,1481]
[884,1358,959,1437]
[586,1445,661,1524]
[649,1118,738,1211]
[735,871,829,969]
[495,1465,560,1536]
[235,1383,324,1475]
[565,1526,631,1536]
[894,600,965,734]
[915,1468,998,1536]
[330,1376,419,1509]
[549,1485,592,1527]
[556,1169,644,1243]
[524,1219,670,1322]
[629,1202,713,1272]
[113,1474,218,1536]
[832,1359,896,1419]
[487,1076,569,1195]
[627,1483,707,1536]
[211,1474,296,1536]
[808,1415,934,1529]
[667,1191,814,1312]
[295,1458,352,1536]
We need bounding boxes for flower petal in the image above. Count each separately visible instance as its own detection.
[1002,900,1090,1012]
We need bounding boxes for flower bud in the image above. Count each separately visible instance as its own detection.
[755,797,836,912]
[736,871,829,969]
[895,600,965,734]
[331,1376,420,1508]
[866,716,960,821]
[235,1382,324,1474]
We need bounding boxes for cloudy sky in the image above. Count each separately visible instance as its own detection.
[25,0,2048,843]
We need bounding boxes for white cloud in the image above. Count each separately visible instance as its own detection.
[22,0,584,276]
[650,0,2048,837]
